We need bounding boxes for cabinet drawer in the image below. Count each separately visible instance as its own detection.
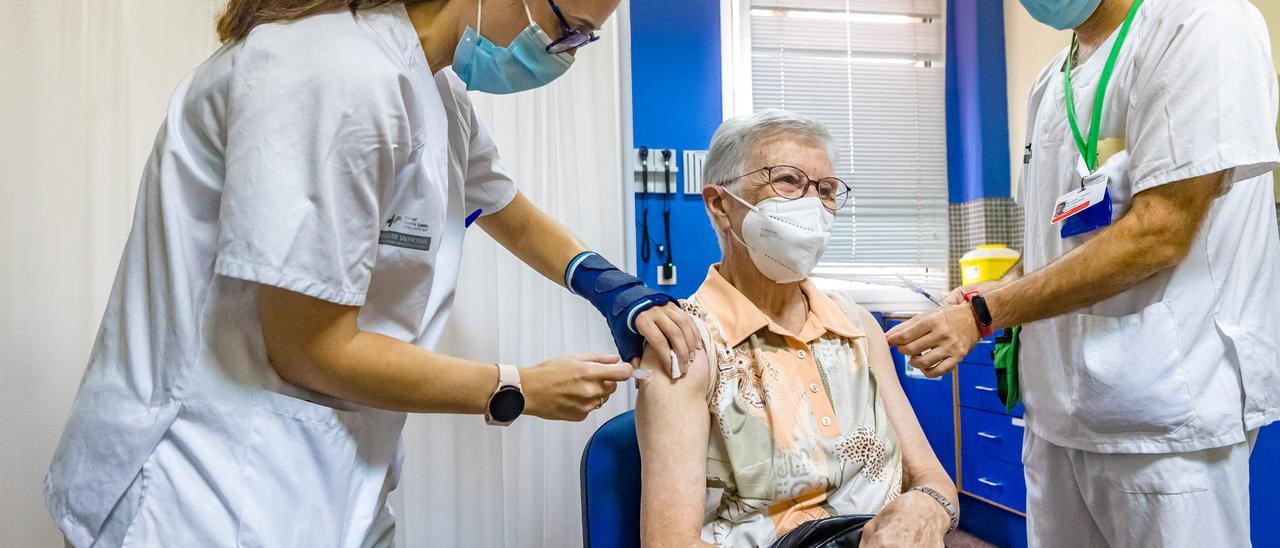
[958,363,1024,417]
[962,451,1027,513]
[961,408,1025,466]
[962,337,997,366]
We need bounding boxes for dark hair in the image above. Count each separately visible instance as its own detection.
[216,0,427,43]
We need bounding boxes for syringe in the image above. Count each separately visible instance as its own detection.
[895,273,943,306]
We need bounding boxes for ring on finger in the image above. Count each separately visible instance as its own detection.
[595,397,605,410]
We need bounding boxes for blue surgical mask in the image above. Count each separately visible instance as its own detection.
[1018,0,1103,30]
[452,0,575,94]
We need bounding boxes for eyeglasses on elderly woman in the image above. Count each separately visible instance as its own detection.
[719,164,853,212]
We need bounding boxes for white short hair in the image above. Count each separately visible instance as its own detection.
[702,109,836,189]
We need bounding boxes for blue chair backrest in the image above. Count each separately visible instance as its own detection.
[580,410,642,548]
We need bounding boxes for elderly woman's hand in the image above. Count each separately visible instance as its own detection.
[633,302,702,378]
[859,490,949,548]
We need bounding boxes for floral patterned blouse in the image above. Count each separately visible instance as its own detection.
[684,266,903,547]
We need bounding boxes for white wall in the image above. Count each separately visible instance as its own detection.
[0,2,223,545]
[1003,0,1280,199]
[1251,0,1280,199]
[1002,1,1069,196]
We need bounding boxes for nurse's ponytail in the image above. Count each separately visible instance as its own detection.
[216,0,431,43]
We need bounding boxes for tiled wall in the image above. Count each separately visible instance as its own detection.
[947,198,1024,289]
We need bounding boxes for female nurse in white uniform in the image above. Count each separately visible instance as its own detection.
[44,0,700,545]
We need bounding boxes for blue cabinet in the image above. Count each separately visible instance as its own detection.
[964,337,997,365]
[950,332,1031,548]
[962,451,1027,513]
[961,408,1025,468]
[958,363,1024,417]
[954,340,1028,524]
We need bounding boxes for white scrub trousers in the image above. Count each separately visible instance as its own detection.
[1023,429,1257,547]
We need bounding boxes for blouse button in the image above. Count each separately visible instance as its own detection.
[821,416,833,427]
[809,383,820,393]
[796,350,807,359]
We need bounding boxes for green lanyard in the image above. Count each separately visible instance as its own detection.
[1063,0,1144,173]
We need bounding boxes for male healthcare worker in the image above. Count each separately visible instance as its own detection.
[885,0,1280,546]
[44,0,702,546]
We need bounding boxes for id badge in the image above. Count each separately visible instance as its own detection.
[1051,172,1113,238]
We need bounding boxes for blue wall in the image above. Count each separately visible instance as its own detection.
[630,0,724,298]
[945,0,1012,203]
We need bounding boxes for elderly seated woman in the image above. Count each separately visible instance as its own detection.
[634,109,957,548]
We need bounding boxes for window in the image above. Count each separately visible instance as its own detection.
[724,0,950,293]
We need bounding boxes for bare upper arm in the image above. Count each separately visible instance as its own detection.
[1124,171,1223,259]
[474,191,531,246]
[635,341,714,548]
[257,284,361,387]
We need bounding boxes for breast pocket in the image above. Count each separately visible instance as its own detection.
[1095,149,1132,220]
[1068,302,1197,435]
[236,391,387,547]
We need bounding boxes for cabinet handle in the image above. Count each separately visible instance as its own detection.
[977,477,1003,488]
[974,385,997,392]
[977,431,1000,440]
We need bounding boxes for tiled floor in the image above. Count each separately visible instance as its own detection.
[945,529,997,548]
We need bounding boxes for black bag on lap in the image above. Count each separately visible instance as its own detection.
[770,514,875,548]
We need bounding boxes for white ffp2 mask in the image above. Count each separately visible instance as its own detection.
[726,192,834,283]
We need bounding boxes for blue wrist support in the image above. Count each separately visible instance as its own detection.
[566,251,673,361]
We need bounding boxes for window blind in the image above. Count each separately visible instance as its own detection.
[745,0,949,293]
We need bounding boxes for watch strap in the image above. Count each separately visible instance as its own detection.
[909,485,959,532]
[485,364,522,427]
[497,363,521,390]
[963,291,996,338]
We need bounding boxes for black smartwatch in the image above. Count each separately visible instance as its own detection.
[963,291,995,338]
[485,364,524,426]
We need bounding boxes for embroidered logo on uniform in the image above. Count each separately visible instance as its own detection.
[380,214,432,251]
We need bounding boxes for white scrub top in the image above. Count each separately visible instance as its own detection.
[1016,0,1280,454]
[44,4,516,546]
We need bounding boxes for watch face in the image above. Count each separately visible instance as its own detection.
[489,386,525,423]
[971,295,993,325]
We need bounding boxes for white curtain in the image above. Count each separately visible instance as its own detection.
[390,15,632,548]
[1,2,631,547]
[0,2,224,546]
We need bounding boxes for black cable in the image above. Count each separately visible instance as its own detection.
[660,149,674,279]
[638,147,651,263]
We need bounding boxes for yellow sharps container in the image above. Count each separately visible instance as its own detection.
[960,244,1021,286]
